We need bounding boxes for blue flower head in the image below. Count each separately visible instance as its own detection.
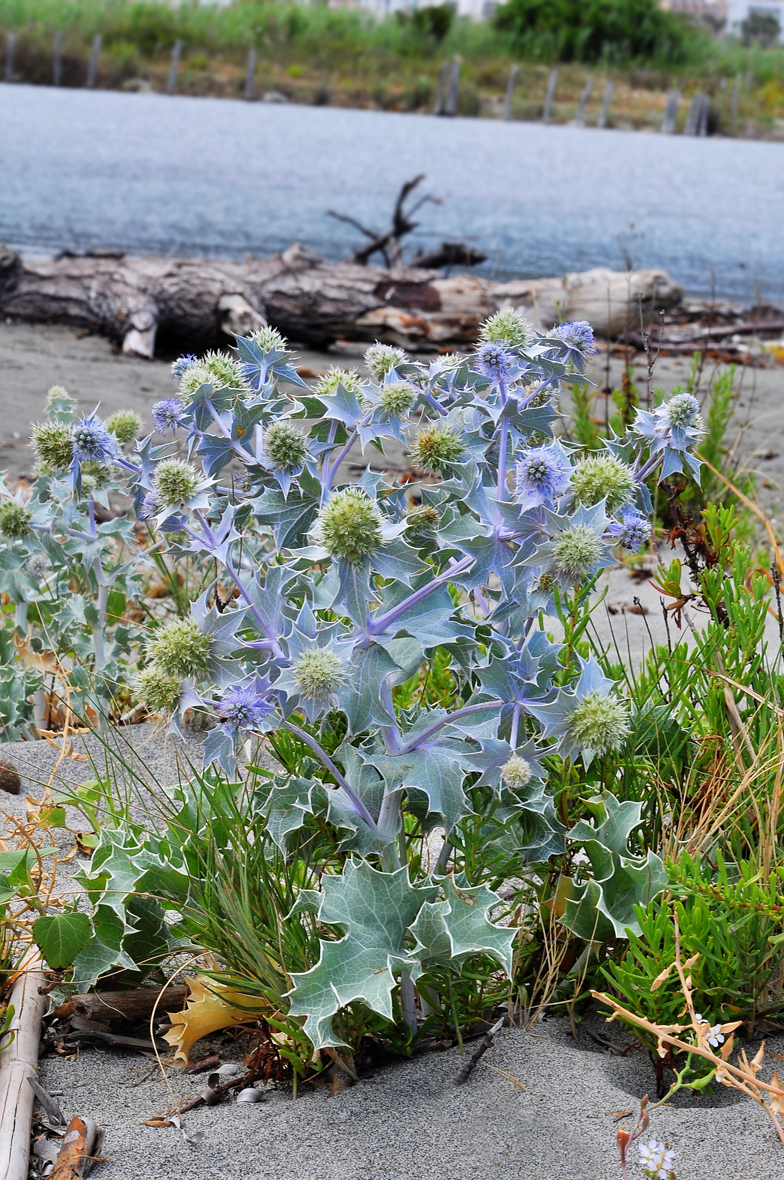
[474,340,515,383]
[552,320,597,357]
[609,508,652,551]
[152,398,185,434]
[515,441,572,507]
[632,391,706,482]
[217,681,275,733]
[171,354,198,382]
[71,416,115,464]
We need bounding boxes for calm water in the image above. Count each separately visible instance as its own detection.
[0,83,781,300]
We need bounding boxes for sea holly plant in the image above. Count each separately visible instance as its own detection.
[1,314,706,1055]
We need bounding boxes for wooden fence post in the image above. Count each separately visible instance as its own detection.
[661,89,680,133]
[730,72,740,124]
[245,46,256,100]
[684,91,702,135]
[167,38,182,95]
[87,33,101,88]
[542,68,557,122]
[433,60,449,115]
[52,31,62,87]
[597,80,613,127]
[503,63,518,121]
[574,75,593,126]
[445,58,460,116]
[4,31,14,82]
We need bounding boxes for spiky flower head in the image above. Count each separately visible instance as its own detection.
[480,308,531,350]
[660,391,701,432]
[515,443,572,505]
[315,488,383,564]
[250,325,288,353]
[151,398,185,434]
[378,381,417,416]
[293,648,346,702]
[202,350,244,389]
[411,424,464,475]
[567,691,630,757]
[147,617,211,679]
[553,525,604,583]
[171,354,198,381]
[26,552,51,578]
[0,500,32,539]
[153,459,200,507]
[316,367,364,399]
[46,385,75,419]
[571,454,635,514]
[365,343,406,382]
[217,683,275,731]
[134,665,182,714]
[106,409,142,446]
[72,417,114,464]
[139,490,161,521]
[31,421,73,470]
[474,340,515,383]
[500,756,533,790]
[609,508,652,551]
[638,1140,676,1180]
[552,320,597,356]
[406,504,440,535]
[178,363,211,400]
[263,421,309,471]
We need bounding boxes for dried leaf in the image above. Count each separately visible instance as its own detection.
[650,963,674,992]
[768,1071,784,1117]
[141,1118,174,1129]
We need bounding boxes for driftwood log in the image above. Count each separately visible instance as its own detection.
[0,242,683,358]
[0,952,48,1180]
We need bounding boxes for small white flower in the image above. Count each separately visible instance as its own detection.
[638,1139,676,1178]
[694,1013,725,1048]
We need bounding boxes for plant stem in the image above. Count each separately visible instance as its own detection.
[282,722,377,832]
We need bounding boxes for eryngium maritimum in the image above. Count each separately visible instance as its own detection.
[571,454,635,514]
[264,422,308,471]
[293,648,346,702]
[411,424,464,475]
[153,459,200,507]
[147,617,211,679]
[316,489,383,564]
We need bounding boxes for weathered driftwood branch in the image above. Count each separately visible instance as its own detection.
[0,242,682,358]
[71,985,188,1024]
[0,952,48,1180]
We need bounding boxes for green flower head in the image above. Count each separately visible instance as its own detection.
[134,665,183,714]
[316,367,364,400]
[153,459,200,507]
[572,454,635,514]
[480,308,531,350]
[31,420,74,470]
[553,525,604,584]
[250,325,288,353]
[0,500,32,539]
[106,409,143,445]
[147,617,211,679]
[316,488,383,564]
[293,648,346,702]
[46,385,76,421]
[365,343,406,382]
[378,381,417,417]
[411,424,464,475]
[405,504,440,535]
[567,691,630,757]
[264,422,309,471]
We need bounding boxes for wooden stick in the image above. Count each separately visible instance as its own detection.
[71,986,188,1024]
[0,951,49,1180]
[455,1016,504,1085]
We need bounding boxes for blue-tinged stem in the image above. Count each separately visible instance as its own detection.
[635,451,664,484]
[510,702,521,749]
[397,700,501,755]
[496,376,509,502]
[367,555,474,637]
[282,721,378,831]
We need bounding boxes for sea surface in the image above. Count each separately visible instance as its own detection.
[0,83,781,300]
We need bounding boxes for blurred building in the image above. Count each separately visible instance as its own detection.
[660,0,783,35]
[336,0,496,15]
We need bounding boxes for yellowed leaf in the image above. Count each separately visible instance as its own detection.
[650,963,674,992]
[162,976,270,1064]
[768,1071,784,1117]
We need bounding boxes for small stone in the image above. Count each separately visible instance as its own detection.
[0,756,21,796]
[237,1087,264,1103]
